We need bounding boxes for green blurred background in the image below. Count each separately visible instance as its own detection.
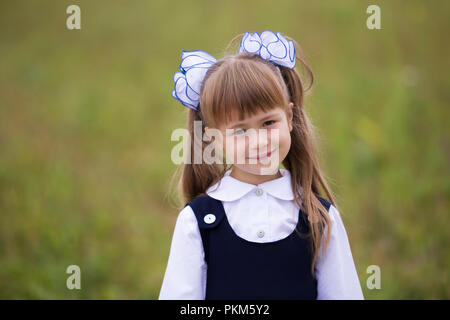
[0,0,448,299]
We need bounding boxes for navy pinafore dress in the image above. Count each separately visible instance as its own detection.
[185,194,332,300]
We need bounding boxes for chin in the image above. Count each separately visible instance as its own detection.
[238,163,280,176]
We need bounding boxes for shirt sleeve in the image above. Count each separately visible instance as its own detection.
[158,205,207,300]
[315,204,365,300]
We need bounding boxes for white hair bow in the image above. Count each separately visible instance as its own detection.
[238,31,296,69]
[171,50,217,111]
[172,30,296,110]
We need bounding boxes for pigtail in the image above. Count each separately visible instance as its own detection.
[175,107,228,207]
[279,38,339,276]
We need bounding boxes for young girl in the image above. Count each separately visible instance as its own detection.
[159,31,364,300]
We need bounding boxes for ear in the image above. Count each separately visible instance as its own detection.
[287,102,294,132]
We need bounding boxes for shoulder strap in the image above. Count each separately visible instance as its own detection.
[184,195,226,229]
[184,195,226,263]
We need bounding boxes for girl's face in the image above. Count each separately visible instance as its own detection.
[205,103,294,177]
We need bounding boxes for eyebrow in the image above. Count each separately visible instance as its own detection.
[229,111,282,128]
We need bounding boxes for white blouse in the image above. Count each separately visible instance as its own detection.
[159,169,364,300]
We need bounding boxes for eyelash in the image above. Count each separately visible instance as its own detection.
[233,120,276,135]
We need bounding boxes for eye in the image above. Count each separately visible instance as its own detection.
[233,128,246,135]
[263,120,276,126]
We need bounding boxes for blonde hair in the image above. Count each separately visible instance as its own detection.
[170,32,338,276]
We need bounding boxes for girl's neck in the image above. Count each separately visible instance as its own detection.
[229,166,282,186]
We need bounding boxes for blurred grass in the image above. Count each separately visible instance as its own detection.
[0,0,448,299]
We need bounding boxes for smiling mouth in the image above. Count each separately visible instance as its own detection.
[246,149,276,160]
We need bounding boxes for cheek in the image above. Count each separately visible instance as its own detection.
[271,127,291,155]
[282,135,292,161]
[267,126,289,147]
[281,130,291,147]
[224,136,246,154]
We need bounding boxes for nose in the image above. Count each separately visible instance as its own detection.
[247,128,270,156]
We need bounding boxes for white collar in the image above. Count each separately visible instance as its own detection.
[206,168,298,202]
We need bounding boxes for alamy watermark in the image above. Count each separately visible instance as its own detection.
[366,265,381,289]
[66,5,81,30]
[366,5,381,30]
[66,265,81,290]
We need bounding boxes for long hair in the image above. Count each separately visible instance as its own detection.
[170,32,338,276]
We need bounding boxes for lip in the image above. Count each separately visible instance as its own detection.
[246,149,276,160]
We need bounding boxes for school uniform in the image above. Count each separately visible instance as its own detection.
[159,169,364,300]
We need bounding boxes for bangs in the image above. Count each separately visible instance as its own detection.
[200,54,289,128]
